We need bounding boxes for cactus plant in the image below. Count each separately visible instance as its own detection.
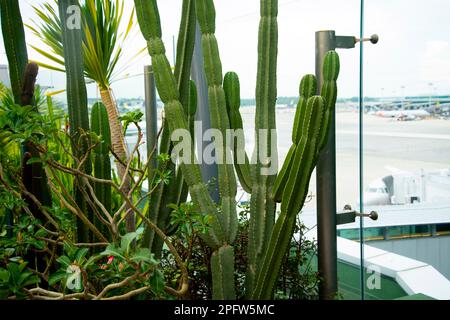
[58,0,93,243]
[0,2,52,231]
[134,0,340,299]
[91,102,112,238]
[0,0,28,105]
[142,0,198,258]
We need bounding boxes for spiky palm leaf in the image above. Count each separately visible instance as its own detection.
[27,0,143,88]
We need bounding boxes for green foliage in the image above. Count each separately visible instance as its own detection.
[28,0,142,89]
[119,109,144,134]
[0,262,40,299]
[168,202,212,236]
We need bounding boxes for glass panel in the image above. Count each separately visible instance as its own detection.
[362,0,450,300]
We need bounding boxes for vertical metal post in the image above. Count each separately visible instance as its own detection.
[316,30,338,300]
[315,29,378,299]
[191,23,220,203]
[144,65,158,177]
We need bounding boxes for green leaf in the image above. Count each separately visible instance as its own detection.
[100,244,126,261]
[130,248,157,265]
[56,256,71,268]
[120,227,144,254]
[48,271,68,286]
[0,269,9,283]
[26,157,42,165]
[149,269,165,293]
[75,248,89,263]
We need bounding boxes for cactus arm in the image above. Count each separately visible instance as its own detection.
[272,74,317,202]
[142,0,197,254]
[91,102,112,238]
[319,51,340,151]
[253,52,339,299]
[0,0,28,104]
[175,80,198,206]
[211,245,236,300]
[174,0,196,114]
[135,0,224,249]
[271,144,295,202]
[172,0,197,204]
[194,0,239,300]
[195,0,238,246]
[246,0,279,295]
[223,72,252,193]
[59,0,93,243]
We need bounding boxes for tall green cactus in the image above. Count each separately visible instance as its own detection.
[253,52,340,299]
[58,0,93,243]
[134,0,225,254]
[91,102,111,238]
[142,0,198,258]
[246,0,279,295]
[0,0,28,105]
[134,0,340,299]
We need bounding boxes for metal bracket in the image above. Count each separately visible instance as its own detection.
[336,204,379,225]
[335,34,378,49]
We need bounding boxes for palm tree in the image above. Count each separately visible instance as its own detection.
[28,0,144,231]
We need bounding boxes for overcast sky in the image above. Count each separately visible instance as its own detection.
[1,0,450,99]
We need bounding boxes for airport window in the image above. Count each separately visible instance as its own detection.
[337,229,359,240]
[387,226,411,239]
[363,227,384,241]
[436,223,450,236]
[411,225,431,237]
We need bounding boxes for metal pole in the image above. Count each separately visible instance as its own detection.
[191,23,220,203]
[144,65,158,178]
[316,30,338,300]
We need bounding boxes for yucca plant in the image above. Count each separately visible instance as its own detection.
[28,0,144,231]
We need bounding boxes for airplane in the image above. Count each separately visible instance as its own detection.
[358,166,450,206]
[361,178,391,205]
[375,109,430,120]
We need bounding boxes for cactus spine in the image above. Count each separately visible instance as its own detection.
[58,0,93,243]
[91,102,112,238]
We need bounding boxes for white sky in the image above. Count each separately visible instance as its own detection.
[1,0,450,99]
